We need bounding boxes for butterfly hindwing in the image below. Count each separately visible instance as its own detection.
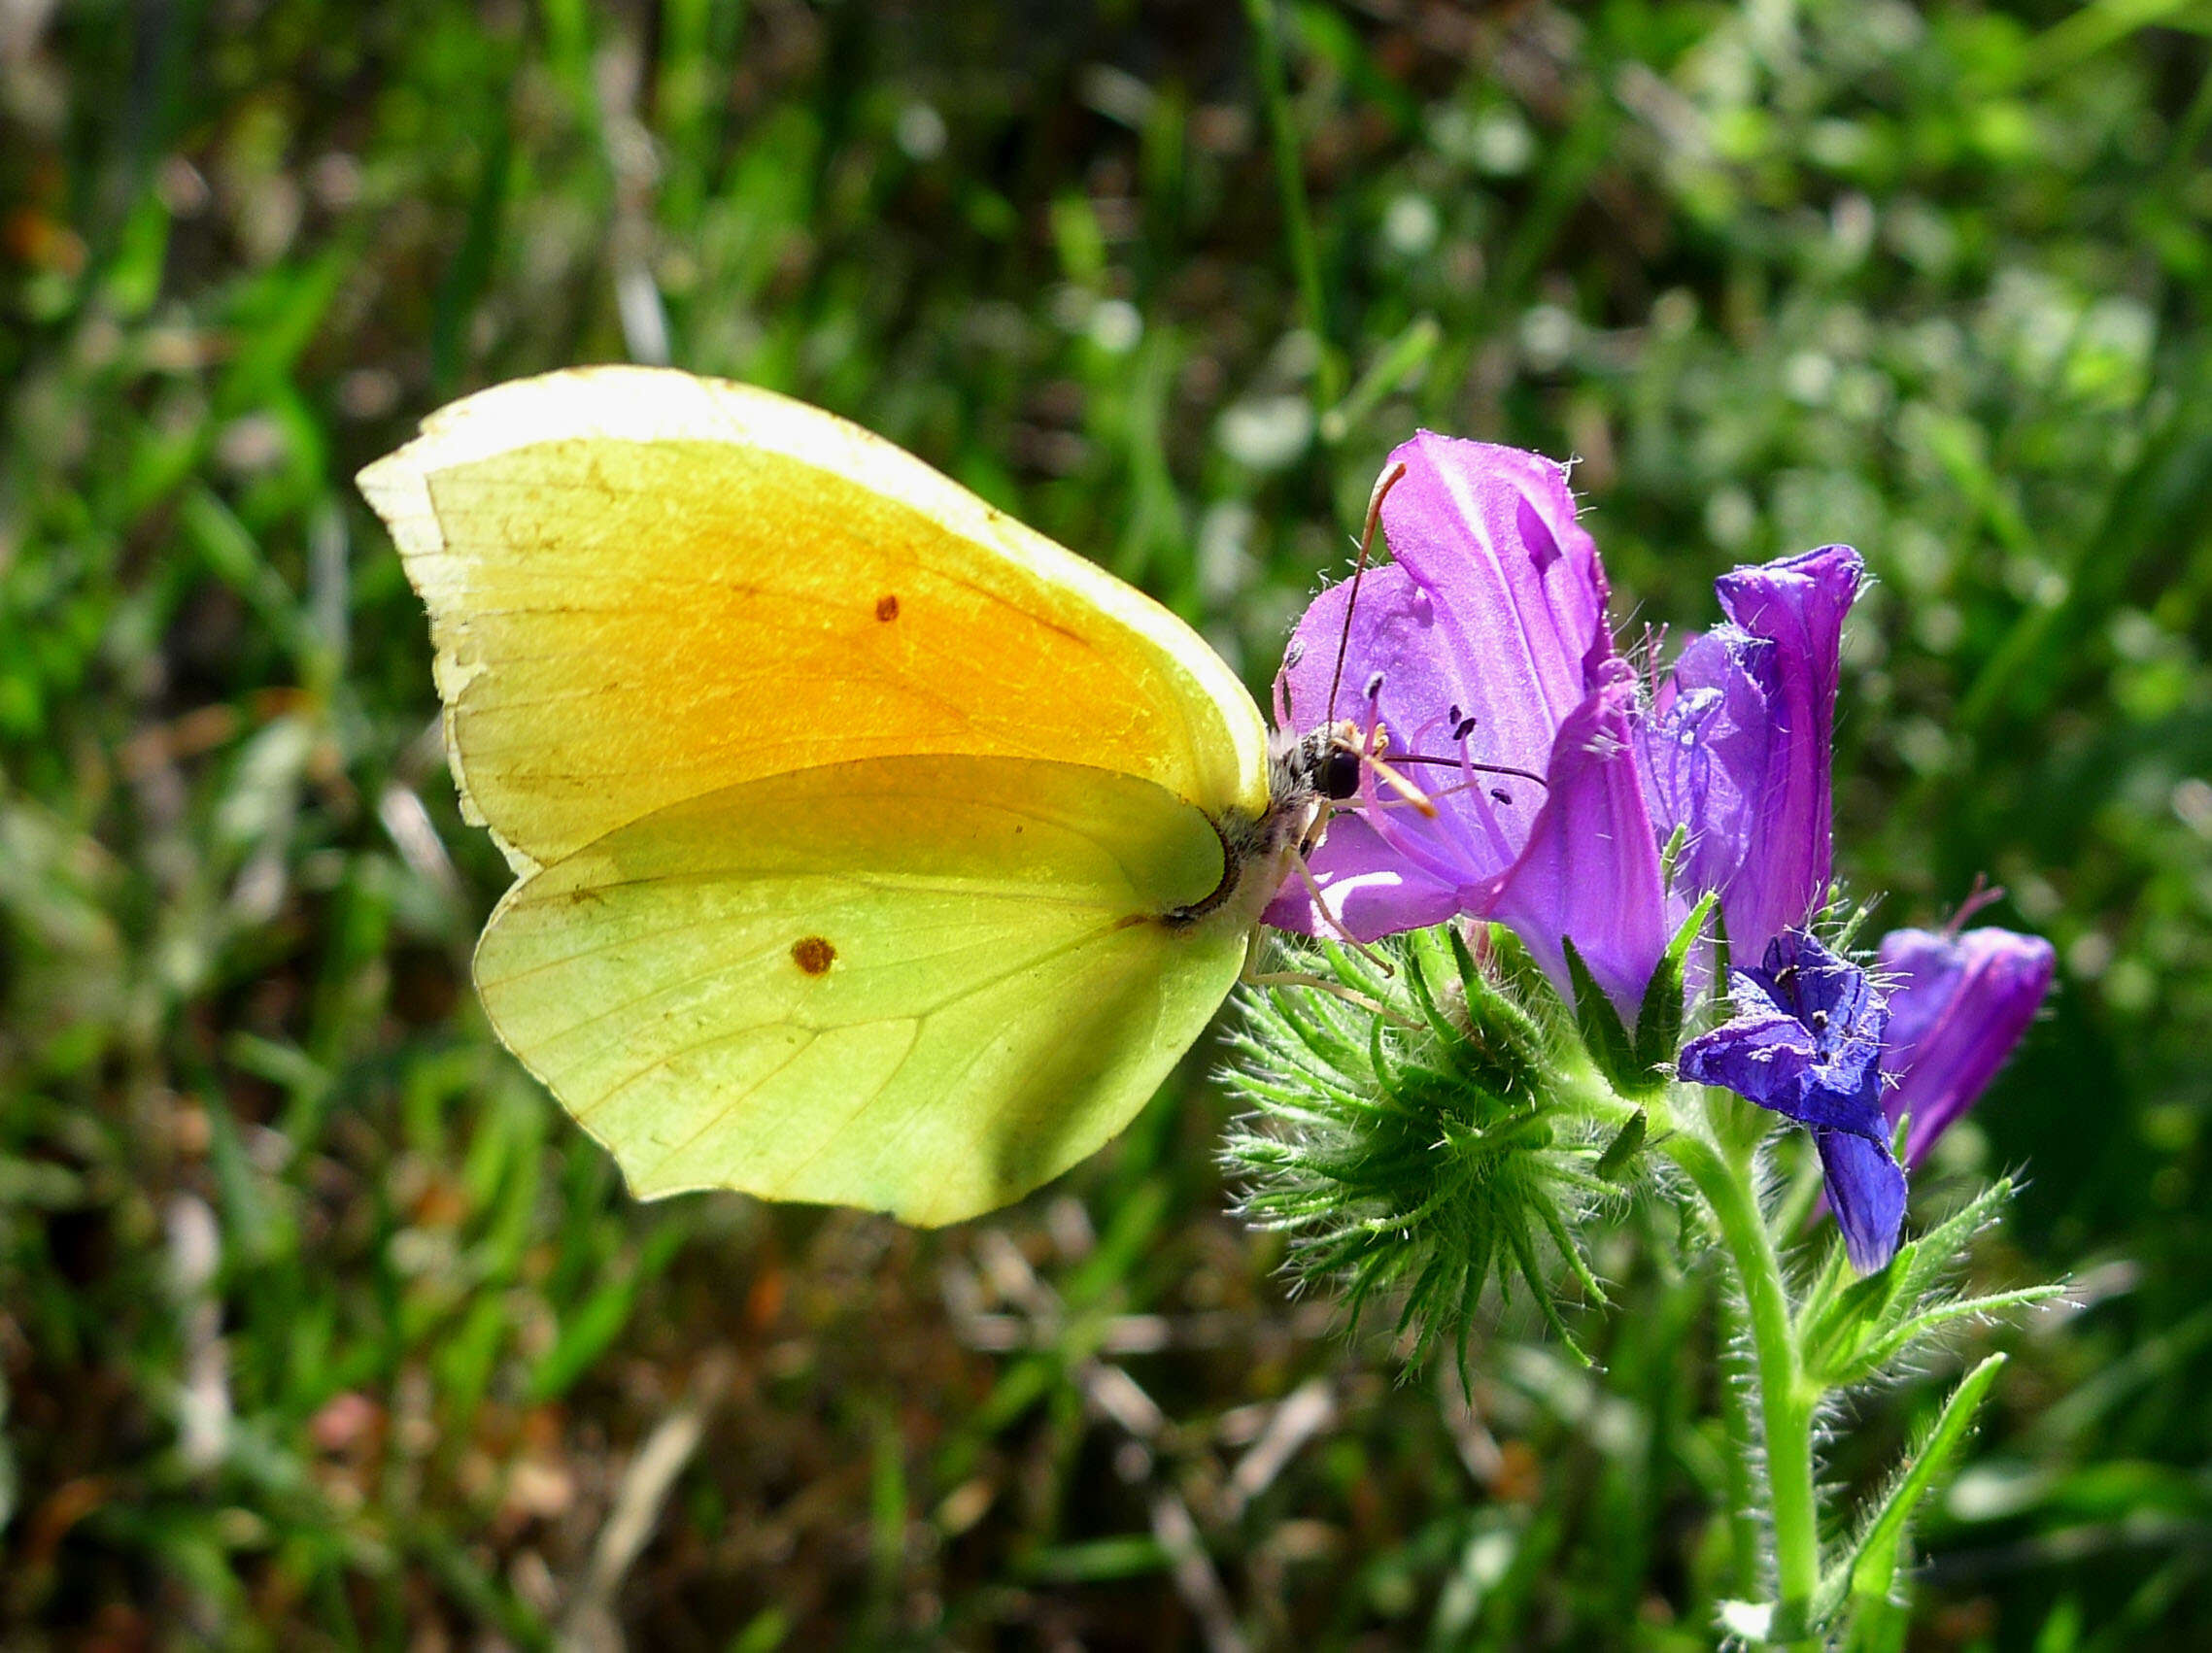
[472,755,1248,1224]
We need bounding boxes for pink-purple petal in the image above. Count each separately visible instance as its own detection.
[1259,812,1466,943]
[1637,628,1771,917]
[1376,431,1616,730]
[1479,669,1674,1020]
[1877,926,2057,1165]
[1271,434,1619,937]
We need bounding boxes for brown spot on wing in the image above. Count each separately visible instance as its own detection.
[874,593,900,622]
[791,936,836,975]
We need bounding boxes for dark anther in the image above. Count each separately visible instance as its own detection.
[1452,715,1478,741]
[1490,788,1514,805]
[1364,671,1384,699]
[1284,639,1305,668]
[1448,702,1462,725]
[1810,1009,1829,1034]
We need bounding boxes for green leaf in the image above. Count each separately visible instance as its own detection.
[1820,1354,2010,1636]
[1801,1180,2056,1389]
[1855,1285,2066,1378]
[1800,1246,1906,1384]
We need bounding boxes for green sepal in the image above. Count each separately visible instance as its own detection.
[1798,1179,2063,1388]
[1561,936,1659,1097]
[1594,1110,1649,1183]
[1402,928,1463,1050]
[1657,821,1690,894]
[1222,925,1608,1382]
[1445,925,1549,1094]
[1634,892,1716,1074]
[1799,1248,1904,1382]
[1476,928,1569,1050]
[1814,1353,2010,1636]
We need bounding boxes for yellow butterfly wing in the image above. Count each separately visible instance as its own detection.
[358,367,1284,1221]
[474,756,1246,1225]
[357,365,1269,872]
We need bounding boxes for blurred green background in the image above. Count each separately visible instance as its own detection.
[5,0,2210,1646]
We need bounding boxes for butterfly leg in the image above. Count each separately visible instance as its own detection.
[1281,845,1400,978]
[1241,952,1411,1026]
[1238,887,1419,1029]
[1353,746,1439,817]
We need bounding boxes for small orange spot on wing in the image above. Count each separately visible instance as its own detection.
[791,936,836,975]
[874,593,900,622]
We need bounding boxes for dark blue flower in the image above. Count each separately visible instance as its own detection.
[1679,929,1906,1272]
[1813,1130,1909,1276]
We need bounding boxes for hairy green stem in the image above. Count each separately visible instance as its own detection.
[1665,1120,1821,1641]
[1712,1282,1768,1596]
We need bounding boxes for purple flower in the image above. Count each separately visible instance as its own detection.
[1263,436,1872,1025]
[1264,431,1615,937]
[1260,431,2054,1278]
[1637,546,1863,953]
[1262,432,1671,1017]
[1480,663,1676,1019]
[1679,931,1887,1135]
[1877,925,2056,1166]
[1679,930,1907,1272]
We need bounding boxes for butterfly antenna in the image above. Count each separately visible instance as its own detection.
[1323,460,1409,725]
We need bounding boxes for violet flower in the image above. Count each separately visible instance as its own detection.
[1678,931,1905,1273]
[1633,543,1929,1270]
[1877,925,2056,1166]
[1636,545,1862,951]
[1265,436,1868,1031]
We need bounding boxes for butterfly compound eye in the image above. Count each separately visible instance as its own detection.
[1320,747,1363,800]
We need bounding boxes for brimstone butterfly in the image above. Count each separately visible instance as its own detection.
[359,366,1355,1225]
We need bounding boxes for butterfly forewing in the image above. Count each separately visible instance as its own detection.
[359,367,1270,871]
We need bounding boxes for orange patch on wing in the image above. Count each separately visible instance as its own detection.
[790,935,836,975]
